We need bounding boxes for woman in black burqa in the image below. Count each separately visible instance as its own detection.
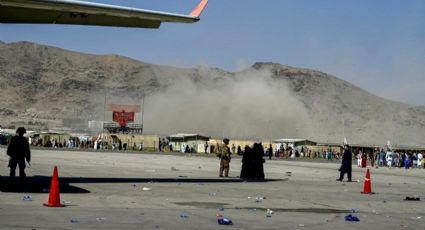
[240,145,252,180]
[240,143,265,181]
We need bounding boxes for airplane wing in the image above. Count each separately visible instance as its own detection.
[0,0,208,28]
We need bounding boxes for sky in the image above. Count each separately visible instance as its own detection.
[1,0,424,106]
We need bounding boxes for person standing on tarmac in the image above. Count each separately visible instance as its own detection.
[337,144,352,182]
[268,144,273,160]
[7,127,31,181]
[218,138,231,177]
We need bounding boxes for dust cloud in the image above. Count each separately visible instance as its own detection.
[141,66,311,140]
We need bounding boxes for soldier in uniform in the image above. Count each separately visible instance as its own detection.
[7,127,31,180]
[218,138,231,177]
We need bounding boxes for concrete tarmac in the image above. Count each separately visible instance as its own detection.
[0,148,424,229]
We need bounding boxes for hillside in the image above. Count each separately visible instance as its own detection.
[1,41,424,146]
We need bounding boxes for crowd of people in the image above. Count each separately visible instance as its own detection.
[356,149,424,169]
[30,136,96,149]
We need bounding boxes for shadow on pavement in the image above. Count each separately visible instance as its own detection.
[0,176,286,193]
[0,176,90,193]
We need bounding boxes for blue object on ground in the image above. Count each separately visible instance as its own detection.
[218,218,233,225]
[345,214,360,222]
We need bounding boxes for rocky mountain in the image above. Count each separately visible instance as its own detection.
[1,41,424,147]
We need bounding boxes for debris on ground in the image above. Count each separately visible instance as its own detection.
[70,219,80,224]
[217,214,233,225]
[22,195,32,201]
[142,187,152,191]
[208,192,217,197]
[344,214,360,222]
[266,209,274,218]
[171,167,179,171]
[405,196,420,201]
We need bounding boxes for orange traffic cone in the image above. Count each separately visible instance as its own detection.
[44,166,65,207]
[361,168,374,194]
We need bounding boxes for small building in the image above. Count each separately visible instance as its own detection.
[314,143,343,154]
[39,131,71,147]
[167,133,210,153]
[99,133,160,151]
[273,138,317,150]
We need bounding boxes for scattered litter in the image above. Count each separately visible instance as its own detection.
[208,192,217,197]
[171,167,179,171]
[344,214,360,222]
[96,217,106,221]
[63,201,72,205]
[266,209,274,218]
[198,165,202,169]
[180,213,189,219]
[217,214,233,225]
[131,184,138,187]
[298,224,305,227]
[254,196,266,203]
[142,187,152,191]
[351,209,359,213]
[178,175,187,178]
[383,199,388,203]
[22,195,33,201]
[411,216,421,220]
[218,207,224,211]
[356,179,360,183]
[70,219,80,224]
[405,196,420,201]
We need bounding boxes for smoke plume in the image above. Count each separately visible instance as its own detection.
[142,66,311,140]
